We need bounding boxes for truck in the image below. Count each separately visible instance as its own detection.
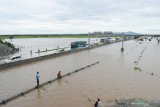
[71,41,87,49]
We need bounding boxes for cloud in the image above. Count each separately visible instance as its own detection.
[0,0,160,34]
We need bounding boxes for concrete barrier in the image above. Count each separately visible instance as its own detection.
[0,61,99,106]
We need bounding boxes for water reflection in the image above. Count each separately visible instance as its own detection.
[37,88,42,98]
[57,79,62,86]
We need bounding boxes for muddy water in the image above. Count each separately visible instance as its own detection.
[1,39,160,107]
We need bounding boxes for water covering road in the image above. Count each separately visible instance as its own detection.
[1,38,160,107]
[0,38,101,64]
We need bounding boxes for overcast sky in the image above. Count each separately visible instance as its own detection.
[0,0,160,34]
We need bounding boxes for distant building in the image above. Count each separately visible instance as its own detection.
[92,31,113,36]
[103,31,113,36]
[92,32,103,36]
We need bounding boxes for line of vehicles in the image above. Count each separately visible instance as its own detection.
[70,38,119,49]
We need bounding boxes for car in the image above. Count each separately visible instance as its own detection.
[59,48,64,52]
[5,56,22,63]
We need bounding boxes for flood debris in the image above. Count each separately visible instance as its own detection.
[105,98,160,107]
[1,100,6,104]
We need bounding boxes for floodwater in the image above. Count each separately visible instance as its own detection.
[1,38,160,107]
[5,38,100,56]
[0,38,101,64]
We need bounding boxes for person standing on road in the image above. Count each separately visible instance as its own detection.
[57,71,62,79]
[36,72,40,87]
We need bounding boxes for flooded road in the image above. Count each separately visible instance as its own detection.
[1,38,160,107]
[0,38,102,64]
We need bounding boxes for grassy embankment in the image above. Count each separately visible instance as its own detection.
[0,38,17,49]
[0,34,124,39]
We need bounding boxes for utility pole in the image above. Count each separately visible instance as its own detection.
[121,34,124,52]
[88,32,90,47]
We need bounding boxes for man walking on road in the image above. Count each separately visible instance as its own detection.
[36,72,40,87]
